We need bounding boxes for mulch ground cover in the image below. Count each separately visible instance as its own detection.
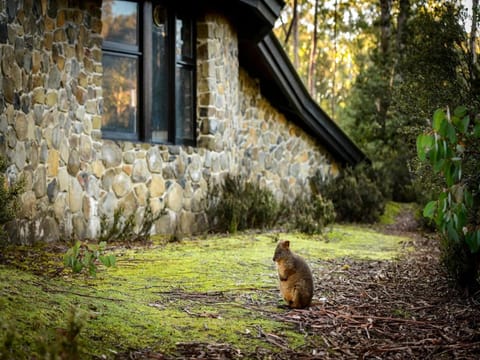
[279,235,480,359]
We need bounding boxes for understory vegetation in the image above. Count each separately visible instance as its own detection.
[63,200,163,276]
[206,174,336,235]
[417,106,480,292]
[316,164,386,224]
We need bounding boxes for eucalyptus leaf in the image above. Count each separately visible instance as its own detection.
[460,116,470,134]
[433,109,445,131]
[423,201,437,218]
[453,106,467,117]
[446,122,457,143]
[474,124,480,138]
[416,134,434,160]
[464,190,473,208]
[446,222,459,242]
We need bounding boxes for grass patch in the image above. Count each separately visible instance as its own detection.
[0,225,411,358]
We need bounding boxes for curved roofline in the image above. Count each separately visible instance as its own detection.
[255,33,368,166]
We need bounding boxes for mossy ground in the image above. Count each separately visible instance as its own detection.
[379,201,418,226]
[0,213,412,359]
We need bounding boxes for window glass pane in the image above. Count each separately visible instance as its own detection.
[151,5,169,143]
[102,54,138,134]
[101,0,138,46]
[175,15,193,59]
[175,66,194,143]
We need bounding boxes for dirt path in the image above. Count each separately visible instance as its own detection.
[280,237,480,359]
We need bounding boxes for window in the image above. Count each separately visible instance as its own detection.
[101,0,196,145]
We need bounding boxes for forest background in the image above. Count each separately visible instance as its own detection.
[274,0,479,203]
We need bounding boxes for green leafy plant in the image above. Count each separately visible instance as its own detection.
[417,106,480,290]
[64,241,116,277]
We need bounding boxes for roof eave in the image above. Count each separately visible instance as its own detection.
[238,0,285,27]
[235,0,285,41]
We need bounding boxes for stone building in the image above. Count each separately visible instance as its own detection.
[0,0,366,243]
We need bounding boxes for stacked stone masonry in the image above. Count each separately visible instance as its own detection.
[0,2,337,243]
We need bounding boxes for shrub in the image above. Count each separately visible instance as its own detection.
[98,207,133,243]
[36,307,86,359]
[417,106,480,292]
[0,157,23,242]
[1,307,86,359]
[207,174,336,234]
[317,163,386,223]
[410,156,443,231]
[0,322,15,359]
[285,193,336,234]
[206,175,279,233]
[99,197,163,244]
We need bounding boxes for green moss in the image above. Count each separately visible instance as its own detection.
[322,225,409,259]
[379,202,403,225]
[379,201,418,226]
[0,226,411,358]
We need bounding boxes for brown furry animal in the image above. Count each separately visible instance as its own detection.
[272,240,313,309]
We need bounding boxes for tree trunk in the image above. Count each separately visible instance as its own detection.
[331,0,338,119]
[378,0,392,142]
[379,0,392,57]
[470,0,478,74]
[396,0,409,55]
[307,0,319,97]
[292,0,299,68]
[390,0,409,90]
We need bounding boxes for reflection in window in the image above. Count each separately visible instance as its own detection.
[102,54,138,134]
[101,0,138,47]
[152,5,169,143]
[176,66,194,143]
[176,14,193,59]
[175,14,195,144]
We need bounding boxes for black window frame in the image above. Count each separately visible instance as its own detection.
[101,0,197,146]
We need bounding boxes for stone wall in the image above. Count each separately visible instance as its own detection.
[0,3,337,244]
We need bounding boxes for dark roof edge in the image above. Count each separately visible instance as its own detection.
[232,0,285,41]
[238,0,285,27]
[257,33,368,167]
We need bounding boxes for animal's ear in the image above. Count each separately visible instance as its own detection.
[283,241,290,249]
